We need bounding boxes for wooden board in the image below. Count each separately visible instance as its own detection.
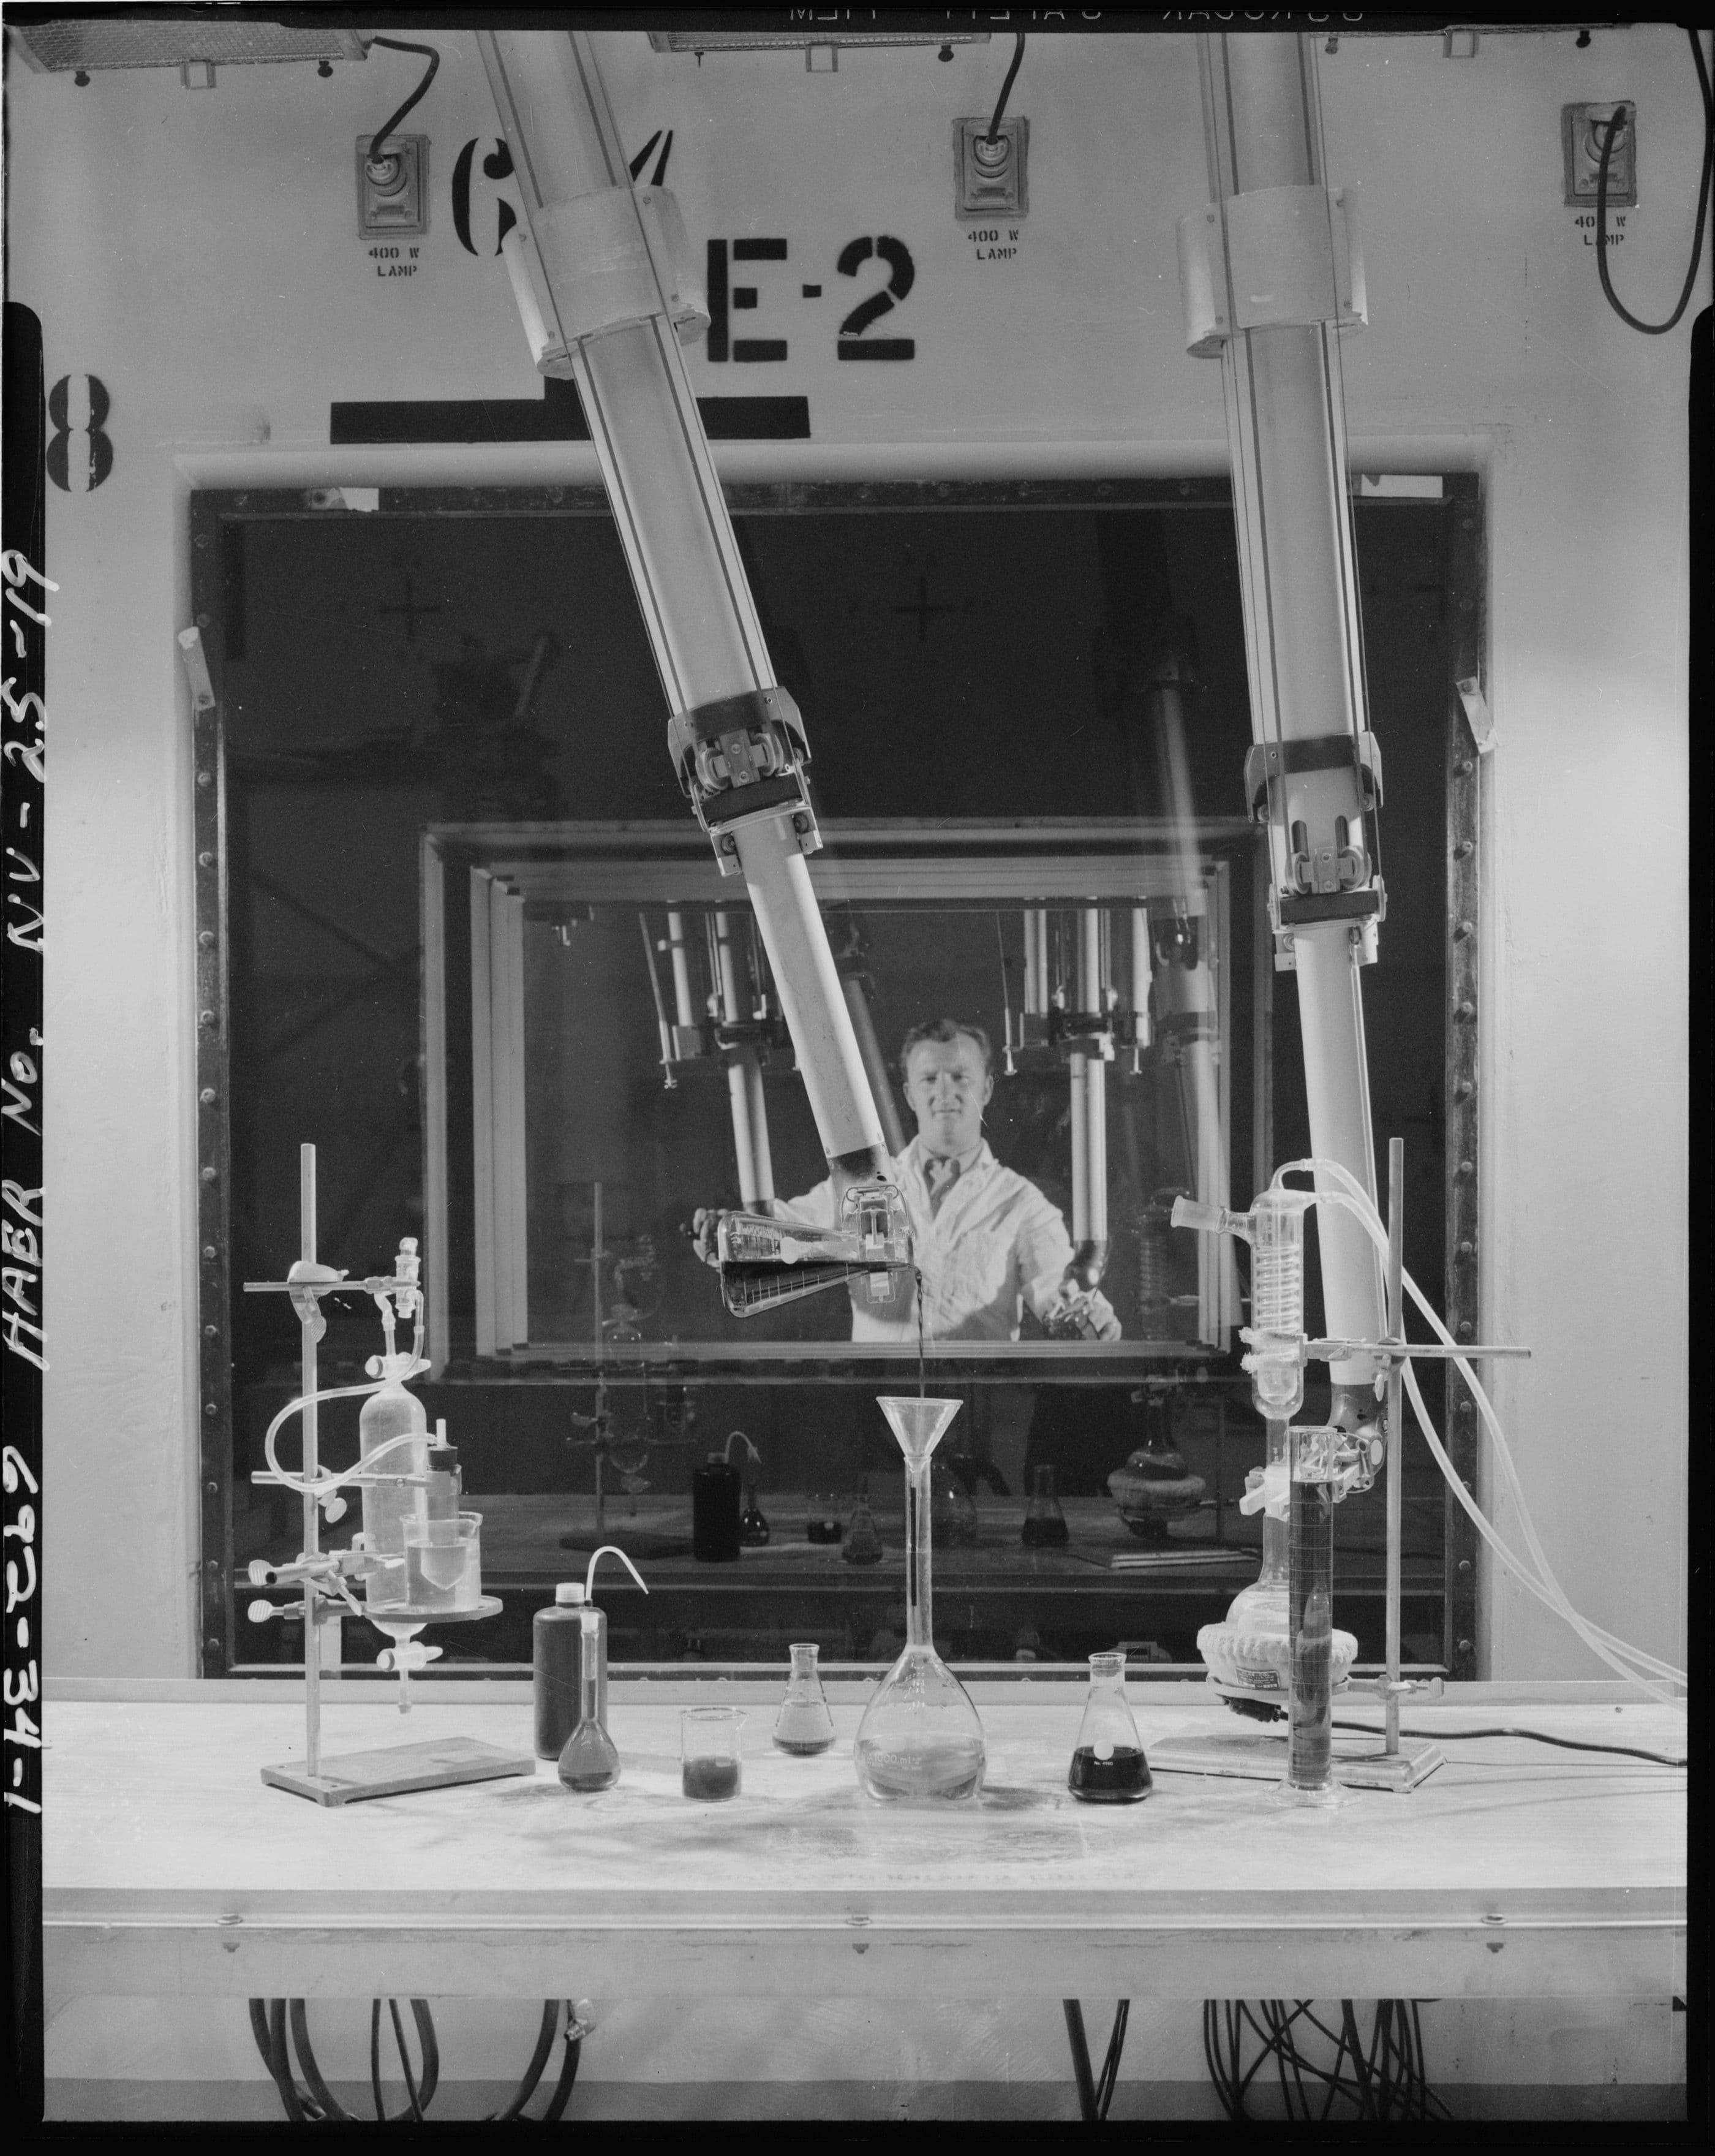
[260,1734,537,1805]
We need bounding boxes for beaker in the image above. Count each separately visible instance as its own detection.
[1021,1462,1069,1549]
[402,1510,481,1611]
[773,1641,837,1755]
[853,1398,987,1802]
[1068,1651,1152,1803]
[681,1706,745,1800]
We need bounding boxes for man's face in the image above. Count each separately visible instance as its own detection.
[903,1035,993,1159]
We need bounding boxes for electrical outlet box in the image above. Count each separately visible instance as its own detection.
[1562,102,1636,207]
[954,116,1029,221]
[357,134,429,237]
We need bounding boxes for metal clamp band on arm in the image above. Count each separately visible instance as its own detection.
[668,685,819,866]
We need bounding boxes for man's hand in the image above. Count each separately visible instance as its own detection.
[690,1208,726,1269]
[1046,1284,1123,1342]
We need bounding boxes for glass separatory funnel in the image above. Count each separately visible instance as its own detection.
[773,1640,837,1755]
[853,1398,987,1802]
[1068,1651,1153,1802]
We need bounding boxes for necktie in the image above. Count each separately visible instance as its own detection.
[927,1157,962,1217]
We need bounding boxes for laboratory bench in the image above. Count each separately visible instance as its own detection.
[44,1682,1684,2010]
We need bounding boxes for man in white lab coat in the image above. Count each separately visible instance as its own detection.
[697,1018,1122,1342]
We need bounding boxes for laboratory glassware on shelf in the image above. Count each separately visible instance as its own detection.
[693,1430,760,1561]
[244,1143,530,1804]
[853,1398,987,1802]
[841,1483,883,1565]
[1021,1462,1070,1549]
[1068,1651,1153,1803]
[774,1641,837,1755]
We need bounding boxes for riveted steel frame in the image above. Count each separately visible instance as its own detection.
[1442,473,1484,1681]
[190,491,234,1674]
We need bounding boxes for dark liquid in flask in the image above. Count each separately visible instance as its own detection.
[1068,1746,1152,1802]
[682,1757,741,1801]
[1020,1515,1069,1549]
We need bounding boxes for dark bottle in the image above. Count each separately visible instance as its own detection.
[1021,1462,1069,1548]
[692,1452,742,1562]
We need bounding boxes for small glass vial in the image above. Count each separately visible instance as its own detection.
[773,1641,837,1755]
[1021,1462,1069,1548]
[1068,1650,1152,1803]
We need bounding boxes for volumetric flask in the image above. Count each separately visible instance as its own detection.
[1068,1651,1152,1803]
[853,1398,987,1802]
[774,1641,837,1755]
[558,1609,620,1793]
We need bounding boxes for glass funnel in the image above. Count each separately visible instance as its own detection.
[853,1398,987,1802]
[1068,1651,1152,1803]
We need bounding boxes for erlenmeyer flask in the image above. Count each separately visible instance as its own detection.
[1021,1462,1069,1548]
[774,1640,837,1755]
[853,1398,987,1802]
[1068,1651,1152,1802]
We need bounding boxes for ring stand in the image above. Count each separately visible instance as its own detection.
[247,1146,534,1805]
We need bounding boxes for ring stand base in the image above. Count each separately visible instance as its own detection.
[1152,1728,1446,1793]
[261,1734,536,1806]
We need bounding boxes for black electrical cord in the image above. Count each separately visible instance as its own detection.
[363,37,441,168]
[1202,1997,1453,2121]
[254,1994,576,2124]
[289,1999,360,2122]
[1330,1718,1687,1767]
[1596,28,1713,336]
[488,2000,559,2122]
[985,31,1025,144]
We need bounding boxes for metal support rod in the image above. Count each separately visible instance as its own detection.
[1384,1135,1404,1755]
[299,1144,320,1779]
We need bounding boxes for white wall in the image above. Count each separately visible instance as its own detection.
[7,25,1692,1681]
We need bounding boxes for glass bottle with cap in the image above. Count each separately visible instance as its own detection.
[532,1543,647,1761]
